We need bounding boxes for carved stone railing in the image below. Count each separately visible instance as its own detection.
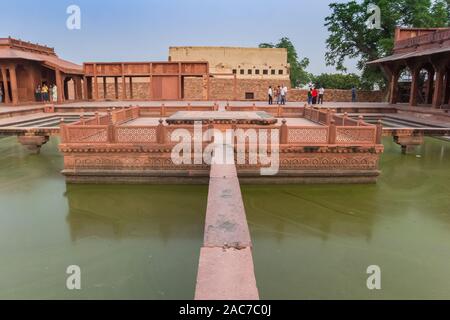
[60,106,383,147]
[280,117,382,146]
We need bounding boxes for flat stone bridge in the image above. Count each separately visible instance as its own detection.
[195,154,259,300]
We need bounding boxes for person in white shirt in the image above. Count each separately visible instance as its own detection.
[282,85,288,104]
[318,87,325,104]
[268,86,273,105]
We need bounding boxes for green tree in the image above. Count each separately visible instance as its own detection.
[259,37,311,87]
[325,0,450,90]
[312,73,362,90]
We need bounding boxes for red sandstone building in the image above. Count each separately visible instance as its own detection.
[370,27,450,108]
[0,37,84,105]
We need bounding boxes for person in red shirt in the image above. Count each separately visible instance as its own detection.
[311,87,318,105]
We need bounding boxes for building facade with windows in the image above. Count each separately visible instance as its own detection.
[169,46,290,80]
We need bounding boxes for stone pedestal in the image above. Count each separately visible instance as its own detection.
[18,135,49,154]
[394,135,424,154]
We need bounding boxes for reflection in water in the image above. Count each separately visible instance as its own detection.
[0,136,449,299]
[65,184,207,244]
[0,137,207,299]
[243,138,450,299]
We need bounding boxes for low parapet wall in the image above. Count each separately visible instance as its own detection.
[288,89,386,103]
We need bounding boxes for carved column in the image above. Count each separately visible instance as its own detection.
[1,65,11,103]
[443,68,450,106]
[129,77,133,99]
[93,63,98,100]
[9,63,19,105]
[75,76,83,100]
[103,76,107,99]
[407,61,420,107]
[385,64,401,105]
[432,66,445,108]
[121,64,126,100]
[431,57,449,108]
[114,77,119,99]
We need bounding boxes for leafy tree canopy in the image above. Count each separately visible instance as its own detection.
[259,37,311,87]
[312,73,362,90]
[325,0,450,90]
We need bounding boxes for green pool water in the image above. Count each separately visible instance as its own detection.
[0,136,449,299]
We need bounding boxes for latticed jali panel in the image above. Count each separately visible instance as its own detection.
[336,127,376,144]
[115,127,157,143]
[288,128,329,144]
[66,127,109,143]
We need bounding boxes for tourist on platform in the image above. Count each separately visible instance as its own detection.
[312,87,318,104]
[351,86,357,103]
[49,85,53,102]
[52,84,58,102]
[282,85,288,104]
[307,88,313,105]
[280,86,286,105]
[318,87,325,104]
[35,85,42,102]
[42,84,49,102]
[276,86,282,105]
[268,86,273,105]
[0,86,3,104]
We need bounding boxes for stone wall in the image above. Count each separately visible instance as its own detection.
[288,89,386,103]
[97,82,150,100]
[184,77,291,101]
[94,77,386,103]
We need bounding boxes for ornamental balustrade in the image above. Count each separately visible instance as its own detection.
[60,106,383,147]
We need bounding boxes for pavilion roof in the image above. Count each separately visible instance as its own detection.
[0,47,83,75]
[368,46,450,65]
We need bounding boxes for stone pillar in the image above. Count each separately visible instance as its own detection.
[129,77,133,99]
[408,62,420,107]
[9,64,19,105]
[121,63,126,100]
[178,62,182,100]
[83,76,88,100]
[93,63,98,100]
[443,69,450,106]
[1,65,11,104]
[148,76,153,100]
[425,69,435,104]
[74,76,82,100]
[114,77,119,99]
[432,67,445,108]
[388,69,400,105]
[55,69,63,103]
[103,76,107,99]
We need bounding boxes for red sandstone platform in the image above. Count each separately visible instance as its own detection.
[195,247,259,300]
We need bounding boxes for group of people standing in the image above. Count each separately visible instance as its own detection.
[0,83,58,104]
[307,86,325,105]
[35,83,58,102]
[268,85,288,105]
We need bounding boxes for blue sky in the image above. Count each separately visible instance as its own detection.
[0,0,357,74]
